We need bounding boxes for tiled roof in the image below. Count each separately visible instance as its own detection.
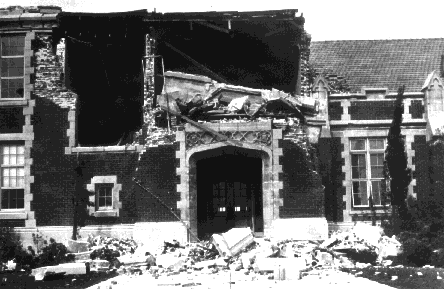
[310,38,444,93]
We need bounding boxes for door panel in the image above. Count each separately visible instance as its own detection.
[212,180,253,231]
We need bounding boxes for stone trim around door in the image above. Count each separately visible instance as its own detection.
[175,121,283,241]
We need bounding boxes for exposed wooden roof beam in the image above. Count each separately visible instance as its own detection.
[264,27,286,37]
[164,41,229,83]
[193,21,230,34]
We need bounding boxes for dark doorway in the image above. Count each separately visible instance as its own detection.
[196,147,263,239]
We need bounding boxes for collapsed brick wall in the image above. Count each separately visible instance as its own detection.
[30,33,182,227]
[133,34,176,147]
[34,35,76,110]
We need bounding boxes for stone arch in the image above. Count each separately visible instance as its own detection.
[175,123,283,241]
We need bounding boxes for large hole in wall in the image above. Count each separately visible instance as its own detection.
[59,14,146,146]
[65,37,145,146]
[153,20,302,93]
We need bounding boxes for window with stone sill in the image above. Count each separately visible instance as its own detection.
[350,138,390,208]
[96,183,113,211]
[86,176,122,217]
[1,144,25,211]
[1,35,25,99]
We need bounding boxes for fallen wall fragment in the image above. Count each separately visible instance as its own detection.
[212,227,254,257]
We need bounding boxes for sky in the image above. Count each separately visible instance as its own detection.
[2,0,444,41]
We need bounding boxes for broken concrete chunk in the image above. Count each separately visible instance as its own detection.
[90,259,110,272]
[32,263,87,281]
[187,94,204,107]
[67,239,89,253]
[157,93,181,115]
[352,223,383,247]
[316,251,335,266]
[273,258,304,281]
[230,260,243,271]
[300,96,316,109]
[193,259,216,270]
[71,250,94,261]
[32,267,49,281]
[227,96,249,112]
[146,254,157,267]
[214,257,228,267]
[156,253,184,269]
[240,252,255,268]
[212,227,254,257]
[377,236,402,261]
[254,257,306,275]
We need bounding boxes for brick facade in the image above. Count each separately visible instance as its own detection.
[280,139,324,218]
[4,7,444,243]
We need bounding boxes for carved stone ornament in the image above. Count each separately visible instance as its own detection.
[185,130,272,150]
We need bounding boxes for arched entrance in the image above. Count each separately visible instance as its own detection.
[194,147,263,239]
[175,122,284,242]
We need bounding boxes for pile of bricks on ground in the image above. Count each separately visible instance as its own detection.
[108,224,400,280]
[24,223,403,285]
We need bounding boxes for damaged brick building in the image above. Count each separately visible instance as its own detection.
[1,6,443,246]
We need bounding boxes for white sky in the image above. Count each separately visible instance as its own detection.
[2,0,444,41]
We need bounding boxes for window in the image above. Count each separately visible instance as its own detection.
[213,182,227,214]
[212,181,249,213]
[95,183,113,211]
[1,35,25,99]
[1,144,25,210]
[350,138,388,207]
[86,176,122,217]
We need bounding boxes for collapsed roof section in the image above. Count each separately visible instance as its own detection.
[147,9,306,94]
[157,71,318,123]
[54,9,307,146]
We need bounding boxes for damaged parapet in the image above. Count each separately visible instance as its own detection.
[137,71,325,147]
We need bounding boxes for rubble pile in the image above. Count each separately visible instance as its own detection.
[133,71,321,147]
[98,225,401,282]
[87,235,138,258]
[157,86,314,122]
[21,224,405,284]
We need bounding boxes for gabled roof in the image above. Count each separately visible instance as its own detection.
[310,38,444,93]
